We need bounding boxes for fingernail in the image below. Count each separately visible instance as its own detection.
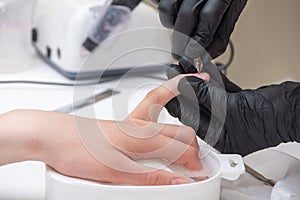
[171,178,188,185]
[199,73,205,77]
[198,73,210,81]
[191,74,202,79]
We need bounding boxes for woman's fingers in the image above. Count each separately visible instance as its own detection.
[129,73,210,122]
[98,161,189,186]
[128,80,180,122]
[85,146,200,186]
[99,120,199,153]
[160,123,200,151]
[137,133,202,171]
[32,111,203,186]
[51,137,189,186]
[98,120,202,171]
[116,119,199,150]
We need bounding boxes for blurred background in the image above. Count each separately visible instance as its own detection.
[146,0,300,89]
[223,0,300,89]
[1,0,299,88]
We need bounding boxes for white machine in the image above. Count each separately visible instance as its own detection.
[32,0,172,80]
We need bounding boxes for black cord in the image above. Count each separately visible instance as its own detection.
[216,40,235,75]
[0,39,233,86]
[0,80,95,86]
[0,74,167,87]
[224,40,235,69]
[0,78,115,87]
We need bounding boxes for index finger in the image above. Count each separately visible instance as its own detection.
[128,74,185,121]
[129,73,210,122]
[129,75,184,121]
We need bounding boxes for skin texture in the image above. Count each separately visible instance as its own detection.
[0,73,209,186]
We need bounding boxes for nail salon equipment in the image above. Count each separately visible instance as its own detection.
[245,163,276,187]
[193,40,235,75]
[54,89,119,113]
[82,0,142,52]
[32,0,172,80]
[222,145,300,200]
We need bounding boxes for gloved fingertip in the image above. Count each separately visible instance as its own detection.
[185,37,211,61]
[171,52,181,60]
[179,76,205,87]
[179,57,198,73]
[170,64,185,73]
[165,97,181,117]
[158,14,176,29]
[177,76,206,97]
[166,64,185,79]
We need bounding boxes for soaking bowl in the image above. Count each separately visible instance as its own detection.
[45,147,245,200]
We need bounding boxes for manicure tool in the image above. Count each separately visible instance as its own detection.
[245,163,276,187]
[54,89,119,113]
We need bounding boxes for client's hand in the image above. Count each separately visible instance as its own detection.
[0,76,205,186]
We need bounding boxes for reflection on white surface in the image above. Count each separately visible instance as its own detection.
[0,161,45,200]
[221,142,300,200]
[0,0,33,73]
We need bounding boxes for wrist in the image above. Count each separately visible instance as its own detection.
[0,110,43,165]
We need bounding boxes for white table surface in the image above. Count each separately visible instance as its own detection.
[0,54,299,200]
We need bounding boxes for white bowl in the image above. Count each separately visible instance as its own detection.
[45,148,245,200]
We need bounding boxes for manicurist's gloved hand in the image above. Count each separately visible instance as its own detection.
[152,0,247,71]
[165,66,300,156]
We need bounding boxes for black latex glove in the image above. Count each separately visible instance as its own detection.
[166,68,300,156]
[112,0,142,10]
[152,0,247,71]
